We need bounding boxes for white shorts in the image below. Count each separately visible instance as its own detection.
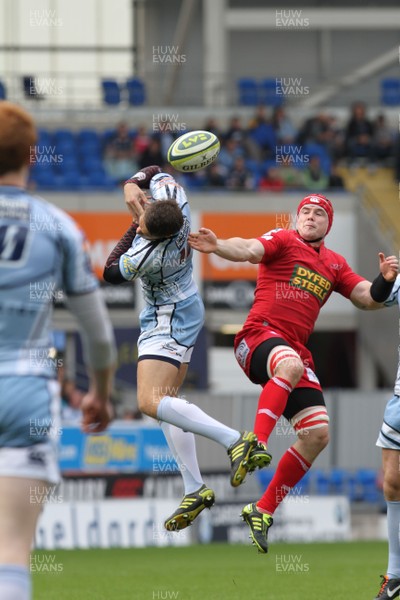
[138,294,204,367]
[0,442,60,485]
[376,394,400,450]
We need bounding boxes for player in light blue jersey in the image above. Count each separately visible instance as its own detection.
[104,166,271,531]
[0,102,116,600]
[373,277,400,599]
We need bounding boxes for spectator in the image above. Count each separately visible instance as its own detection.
[373,114,395,164]
[258,166,285,192]
[328,161,345,190]
[248,108,275,160]
[279,161,303,189]
[138,136,164,168]
[225,115,261,160]
[226,157,255,190]
[297,112,334,148]
[248,105,270,129]
[217,137,244,172]
[133,124,151,156]
[301,155,329,191]
[203,117,222,139]
[272,106,297,145]
[205,162,227,188]
[103,121,138,183]
[344,101,374,163]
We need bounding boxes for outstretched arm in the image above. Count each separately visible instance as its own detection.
[350,252,398,309]
[189,227,265,264]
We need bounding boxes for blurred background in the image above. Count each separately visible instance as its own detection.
[3,0,399,548]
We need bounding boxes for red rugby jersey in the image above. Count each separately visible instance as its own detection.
[244,228,365,346]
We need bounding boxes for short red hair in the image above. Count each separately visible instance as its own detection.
[0,101,37,175]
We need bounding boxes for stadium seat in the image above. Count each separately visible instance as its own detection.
[313,469,331,495]
[0,80,6,100]
[381,78,400,106]
[237,78,259,106]
[33,168,57,188]
[256,469,275,490]
[101,79,121,105]
[352,469,381,503]
[126,78,146,106]
[259,78,284,107]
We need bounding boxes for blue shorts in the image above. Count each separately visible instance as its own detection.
[0,376,61,483]
[376,394,400,450]
[138,294,205,367]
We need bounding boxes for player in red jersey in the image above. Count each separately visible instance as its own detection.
[189,194,398,553]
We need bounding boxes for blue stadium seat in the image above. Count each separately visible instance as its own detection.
[256,469,275,490]
[126,78,146,106]
[292,470,311,496]
[260,78,284,107]
[101,79,121,105]
[33,168,57,189]
[237,78,259,106]
[78,129,100,144]
[352,469,381,503]
[81,157,104,175]
[381,78,400,106]
[77,130,101,155]
[0,80,6,100]
[57,156,79,174]
[313,469,330,495]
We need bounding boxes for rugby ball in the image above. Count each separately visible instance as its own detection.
[167,130,220,172]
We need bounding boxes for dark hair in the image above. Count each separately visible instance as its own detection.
[144,200,183,239]
[0,102,37,175]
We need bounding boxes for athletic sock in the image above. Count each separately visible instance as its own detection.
[160,422,204,495]
[0,565,30,600]
[387,500,400,579]
[257,446,311,515]
[157,396,239,449]
[253,377,292,445]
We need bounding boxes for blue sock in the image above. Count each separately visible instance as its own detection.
[387,501,400,579]
[0,565,30,600]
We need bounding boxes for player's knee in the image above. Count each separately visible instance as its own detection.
[312,426,330,450]
[293,407,330,450]
[137,392,158,419]
[268,346,304,386]
[383,472,400,501]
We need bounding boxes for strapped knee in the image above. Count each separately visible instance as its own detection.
[267,345,302,378]
[291,406,329,434]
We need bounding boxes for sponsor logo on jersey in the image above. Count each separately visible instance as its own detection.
[290,264,332,301]
[121,255,136,278]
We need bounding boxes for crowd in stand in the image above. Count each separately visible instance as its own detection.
[103,101,399,191]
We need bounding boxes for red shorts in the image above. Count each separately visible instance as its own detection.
[234,325,322,391]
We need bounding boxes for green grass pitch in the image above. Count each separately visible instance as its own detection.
[32,541,386,600]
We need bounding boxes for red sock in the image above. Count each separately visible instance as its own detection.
[254,376,292,444]
[257,446,311,515]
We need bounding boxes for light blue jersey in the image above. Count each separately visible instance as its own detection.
[119,174,198,305]
[384,275,400,397]
[0,186,98,379]
[377,275,400,447]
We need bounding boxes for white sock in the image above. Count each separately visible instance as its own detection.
[160,422,204,494]
[387,500,400,578]
[157,396,239,449]
[0,565,30,600]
